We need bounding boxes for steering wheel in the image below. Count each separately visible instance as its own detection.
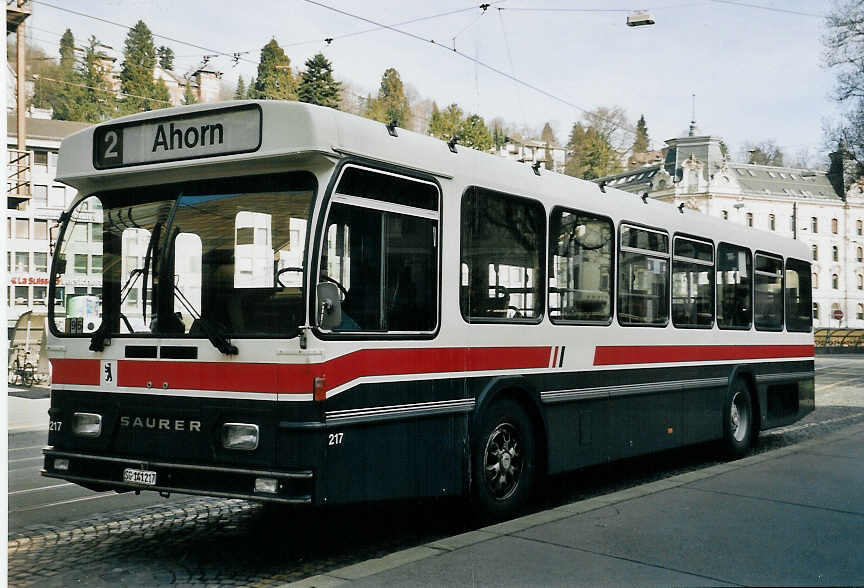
[276,266,304,287]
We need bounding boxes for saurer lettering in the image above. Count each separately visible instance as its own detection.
[151,122,224,153]
[120,416,201,432]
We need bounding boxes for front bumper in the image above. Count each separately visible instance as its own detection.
[42,449,314,504]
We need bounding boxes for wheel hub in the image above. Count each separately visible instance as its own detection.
[483,422,522,501]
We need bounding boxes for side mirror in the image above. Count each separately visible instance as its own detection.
[316,282,342,330]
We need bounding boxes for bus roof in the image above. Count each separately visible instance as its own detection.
[56,100,809,261]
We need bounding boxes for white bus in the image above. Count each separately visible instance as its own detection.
[43,102,814,519]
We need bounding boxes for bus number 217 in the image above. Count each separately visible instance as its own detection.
[328,433,344,446]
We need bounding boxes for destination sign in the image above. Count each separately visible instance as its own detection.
[93,104,261,169]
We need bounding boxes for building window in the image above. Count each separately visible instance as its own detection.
[833,245,839,262]
[813,302,820,320]
[811,217,818,233]
[858,247,863,262]
[790,216,795,232]
[831,303,842,321]
[812,244,818,261]
[48,186,66,209]
[769,214,775,231]
[15,218,29,239]
[832,218,839,234]
[32,184,48,208]
[746,212,753,228]
[858,303,864,320]
[14,286,28,306]
[91,255,102,274]
[32,286,47,306]
[33,150,48,166]
[74,253,88,274]
[722,210,728,220]
[33,219,48,240]
[858,219,863,236]
[15,252,29,273]
[813,272,818,287]
[832,274,839,289]
[34,252,47,273]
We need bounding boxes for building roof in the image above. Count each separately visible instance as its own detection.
[727,163,837,200]
[6,114,92,142]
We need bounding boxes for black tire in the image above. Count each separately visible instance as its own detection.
[471,398,536,521]
[722,378,753,459]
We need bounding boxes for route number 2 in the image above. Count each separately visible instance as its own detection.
[328,433,343,446]
[103,131,120,159]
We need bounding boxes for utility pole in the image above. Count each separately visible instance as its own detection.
[7,0,33,209]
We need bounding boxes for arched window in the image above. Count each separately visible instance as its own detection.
[813,272,818,287]
[812,244,818,261]
[858,219,863,236]
[833,245,839,262]
[832,274,839,289]
[722,210,728,220]
[858,274,863,290]
[858,247,863,262]
[811,217,818,233]
[831,302,842,320]
[813,303,819,319]
[746,212,754,227]
[769,214,775,231]
[858,303,864,320]
[832,218,839,234]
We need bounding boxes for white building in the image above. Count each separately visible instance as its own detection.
[596,124,864,328]
[6,115,91,334]
[494,139,566,174]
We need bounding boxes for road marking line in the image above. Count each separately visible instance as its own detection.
[764,412,864,436]
[816,375,864,392]
[9,445,46,452]
[9,483,75,495]
[11,491,120,513]
[8,456,43,464]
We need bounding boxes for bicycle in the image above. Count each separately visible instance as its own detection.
[8,346,36,387]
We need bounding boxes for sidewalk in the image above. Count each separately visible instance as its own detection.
[8,393,50,432]
[291,423,864,587]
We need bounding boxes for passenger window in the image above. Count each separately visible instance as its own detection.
[617,225,669,326]
[672,237,714,328]
[717,243,752,329]
[318,167,439,333]
[785,259,812,332]
[460,187,545,322]
[754,254,783,331]
[549,208,613,323]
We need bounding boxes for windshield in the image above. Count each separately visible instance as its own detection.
[51,172,316,340]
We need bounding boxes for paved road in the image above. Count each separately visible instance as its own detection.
[7,356,864,587]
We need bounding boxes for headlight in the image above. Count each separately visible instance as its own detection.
[221,423,259,451]
[72,413,102,437]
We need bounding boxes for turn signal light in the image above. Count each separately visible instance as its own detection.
[54,458,70,471]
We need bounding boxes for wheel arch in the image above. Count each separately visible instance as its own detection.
[728,365,762,434]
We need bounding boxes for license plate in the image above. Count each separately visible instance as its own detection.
[123,468,157,486]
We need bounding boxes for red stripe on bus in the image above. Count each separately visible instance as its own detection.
[57,346,554,394]
[593,344,814,366]
[50,359,100,385]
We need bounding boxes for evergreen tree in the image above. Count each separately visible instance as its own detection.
[119,20,169,114]
[428,102,463,140]
[365,67,410,127]
[492,123,507,150]
[157,46,175,71]
[234,75,247,100]
[182,80,198,105]
[459,114,493,151]
[56,36,117,122]
[250,39,297,100]
[247,77,256,98]
[632,114,650,153]
[297,52,341,108]
[540,122,558,145]
[59,29,75,73]
[564,122,622,179]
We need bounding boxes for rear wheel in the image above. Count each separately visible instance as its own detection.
[723,378,753,458]
[471,398,535,521]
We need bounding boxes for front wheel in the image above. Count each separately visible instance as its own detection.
[471,398,535,521]
[722,378,753,459]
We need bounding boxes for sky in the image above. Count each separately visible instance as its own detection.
[25,0,843,167]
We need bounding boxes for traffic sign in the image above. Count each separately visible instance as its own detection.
[833,309,844,320]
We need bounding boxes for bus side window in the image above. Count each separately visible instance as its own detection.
[548,207,613,323]
[672,237,714,328]
[754,253,783,331]
[460,187,545,322]
[617,225,669,326]
[717,243,752,329]
[785,258,812,332]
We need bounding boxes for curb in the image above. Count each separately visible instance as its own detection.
[283,421,864,587]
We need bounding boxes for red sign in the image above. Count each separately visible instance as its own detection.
[833,309,844,320]
[10,276,54,285]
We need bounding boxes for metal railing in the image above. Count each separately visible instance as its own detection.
[7,148,32,200]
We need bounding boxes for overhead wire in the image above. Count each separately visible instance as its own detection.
[707,0,825,18]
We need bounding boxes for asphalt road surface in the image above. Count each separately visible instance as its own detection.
[8,355,864,587]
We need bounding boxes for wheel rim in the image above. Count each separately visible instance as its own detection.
[483,422,523,501]
[730,390,750,443]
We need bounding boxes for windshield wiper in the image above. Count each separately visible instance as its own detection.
[172,281,238,355]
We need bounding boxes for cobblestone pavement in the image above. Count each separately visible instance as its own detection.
[9,356,864,587]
